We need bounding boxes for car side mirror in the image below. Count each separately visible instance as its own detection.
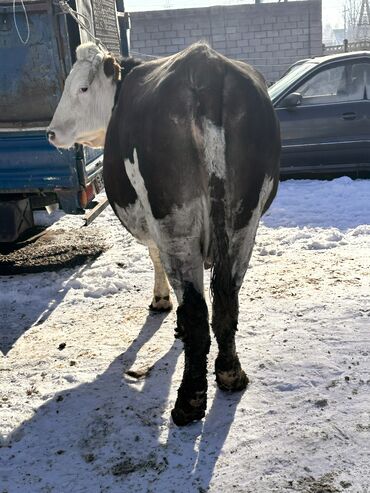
[280,92,303,109]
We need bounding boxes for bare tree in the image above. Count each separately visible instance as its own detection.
[344,0,366,41]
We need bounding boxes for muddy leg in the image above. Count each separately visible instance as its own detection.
[160,248,210,426]
[211,280,248,392]
[210,202,263,392]
[172,282,210,425]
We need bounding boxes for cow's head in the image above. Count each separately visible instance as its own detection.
[47,42,120,149]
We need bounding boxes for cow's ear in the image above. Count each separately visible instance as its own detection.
[104,56,121,81]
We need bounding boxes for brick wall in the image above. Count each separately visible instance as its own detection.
[130,0,322,83]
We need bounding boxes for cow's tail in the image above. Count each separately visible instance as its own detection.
[192,48,240,309]
[209,172,236,310]
[202,120,237,316]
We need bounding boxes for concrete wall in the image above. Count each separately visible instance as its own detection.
[130,0,322,83]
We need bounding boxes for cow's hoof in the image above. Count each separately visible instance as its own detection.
[174,324,185,340]
[171,406,205,426]
[216,369,249,392]
[149,295,173,312]
[171,390,206,426]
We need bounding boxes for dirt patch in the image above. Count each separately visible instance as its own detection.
[110,454,168,477]
[288,473,342,492]
[0,228,106,275]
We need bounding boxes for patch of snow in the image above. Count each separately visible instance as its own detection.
[1,178,370,492]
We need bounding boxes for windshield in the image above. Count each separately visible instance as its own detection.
[268,61,317,102]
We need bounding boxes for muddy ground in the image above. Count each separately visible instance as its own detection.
[0,227,107,275]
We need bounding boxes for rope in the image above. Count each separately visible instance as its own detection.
[13,0,30,45]
[57,0,92,32]
[129,49,159,60]
[55,0,108,52]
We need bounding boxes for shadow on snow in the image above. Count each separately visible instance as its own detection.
[0,265,89,355]
[3,310,244,492]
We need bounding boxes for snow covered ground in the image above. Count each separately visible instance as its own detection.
[1,177,369,493]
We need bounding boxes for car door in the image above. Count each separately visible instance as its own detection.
[276,59,370,173]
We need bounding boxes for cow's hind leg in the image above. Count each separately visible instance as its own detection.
[148,246,173,311]
[211,229,259,392]
[173,282,210,425]
[160,247,210,426]
[211,273,248,392]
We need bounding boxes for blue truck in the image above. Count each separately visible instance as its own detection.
[0,0,129,242]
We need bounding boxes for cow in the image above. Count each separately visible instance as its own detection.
[47,42,280,426]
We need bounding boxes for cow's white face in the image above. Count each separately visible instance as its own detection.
[47,43,120,149]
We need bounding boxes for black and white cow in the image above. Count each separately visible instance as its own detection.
[48,42,280,426]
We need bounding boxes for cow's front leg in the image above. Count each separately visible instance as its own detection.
[148,246,173,311]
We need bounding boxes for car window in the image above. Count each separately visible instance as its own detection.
[268,61,316,101]
[364,64,370,96]
[296,63,366,106]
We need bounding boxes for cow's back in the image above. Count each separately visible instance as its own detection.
[104,43,280,238]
